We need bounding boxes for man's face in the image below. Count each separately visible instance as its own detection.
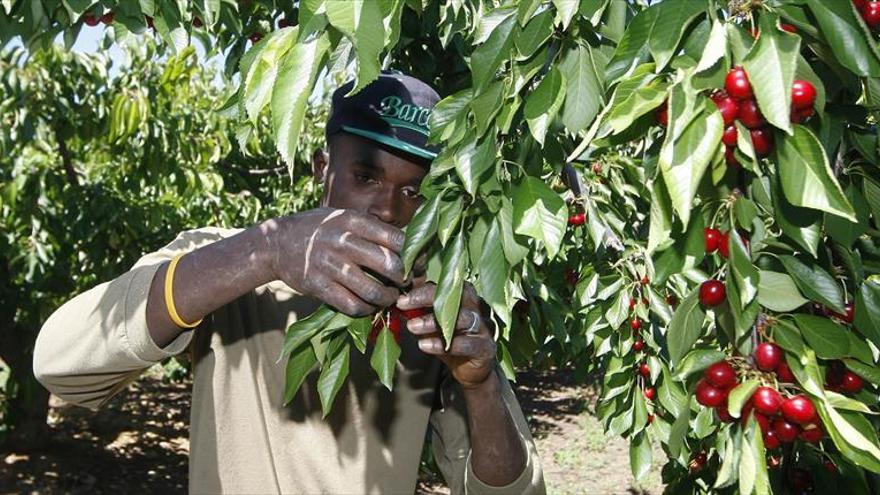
[319,133,428,228]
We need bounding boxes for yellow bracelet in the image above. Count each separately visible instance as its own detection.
[164,253,203,329]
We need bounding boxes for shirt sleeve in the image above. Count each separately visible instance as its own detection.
[32,227,238,410]
[429,368,546,495]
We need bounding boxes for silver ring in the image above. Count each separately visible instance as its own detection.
[464,311,481,335]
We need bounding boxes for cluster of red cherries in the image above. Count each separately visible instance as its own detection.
[656,67,817,168]
[695,343,825,451]
[855,0,880,28]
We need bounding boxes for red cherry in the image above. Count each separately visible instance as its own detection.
[724,146,740,168]
[100,12,114,25]
[754,411,771,433]
[647,414,654,424]
[799,424,824,443]
[666,294,678,307]
[722,125,738,146]
[763,429,781,450]
[193,16,203,28]
[780,23,797,33]
[737,99,766,129]
[704,228,722,253]
[774,419,800,443]
[629,298,637,311]
[568,213,586,226]
[718,231,731,258]
[863,2,880,28]
[768,456,782,470]
[696,379,728,408]
[753,342,783,371]
[699,280,727,307]
[640,275,650,285]
[824,460,838,473]
[725,67,753,100]
[278,18,292,28]
[631,318,642,331]
[712,95,739,125]
[249,32,264,43]
[689,453,707,472]
[856,0,867,10]
[775,360,796,383]
[633,340,645,352]
[717,407,734,422]
[791,80,817,110]
[388,307,402,338]
[656,103,669,127]
[781,395,818,424]
[639,363,651,377]
[748,27,760,39]
[401,307,430,320]
[705,361,738,389]
[750,127,774,157]
[644,387,656,400]
[791,469,813,491]
[797,106,815,122]
[841,371,864,394]
[592,162,602,175]
[566,269,578,286]
[752,386,783,416]
[844,302,855,323]
[83,14,99,26]
[145,15,155,29]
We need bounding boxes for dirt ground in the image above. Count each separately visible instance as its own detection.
[1,367,664,494]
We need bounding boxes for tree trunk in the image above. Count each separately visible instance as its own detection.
[0,328,52,452]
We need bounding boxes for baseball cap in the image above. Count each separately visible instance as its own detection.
[325,70,440,161]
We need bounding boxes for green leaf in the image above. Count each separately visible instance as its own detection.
[794,315,850,360]
[659,90,724,227]
[843,358,880,386]
[515,8,553,59]
[470,80,505,136]
[673,349,726,381]
[499,196,530,265]
[742,417,771,495]
[512,175,568,259]
[605,289,631,329]
[805,0,880,77]
[437,196,464,246]
[855,281,880,349]
[370,326,401,390]
[434,229,468,345]
[455,134,495,196]
[776,125,857,222]
[552,0,579,30]
[524,66,567,145]
[779,255,845,314]
[629,431,652,482]
[401,193,441,276]
[826,186,870,247]
[244,29,297,125]
[757,271,809,312]
[771,174,822,257]
[728,380,760,418]
[646,0,707,71]
[742,15,800,134]
[667,290,707,365]
[559,44,604,134]
[729,229,759,309]
[326,0,385,93]
[667,401,690,459]
[470,13,517,90]
[317,342,350,417]
[283,344,318,405]
[820,403,880,472]
[429,88,473,144]
[279,305,339,361]
[606,4,656,82]
[607,79,668,135]
[271,31,329,168]
[347,317,372,354]
[647,176,674,254]
[478,220,512,327]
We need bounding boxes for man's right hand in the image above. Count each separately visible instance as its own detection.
[264,208,408,317]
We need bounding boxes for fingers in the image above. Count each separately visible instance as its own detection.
[341,235,407,287]
[346,211,406,253]
[326,259,399,308]
[416,332,496,358]
[396,283,436,310]
[320,281,376,317]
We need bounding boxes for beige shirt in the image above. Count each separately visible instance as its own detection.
[33,227,545,494]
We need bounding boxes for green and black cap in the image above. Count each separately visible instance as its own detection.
[326,70,440,161]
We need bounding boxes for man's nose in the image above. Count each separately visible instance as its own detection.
[367,188,399,226]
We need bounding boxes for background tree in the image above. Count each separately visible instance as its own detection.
[6,0,880,493]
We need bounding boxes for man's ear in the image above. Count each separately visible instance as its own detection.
[312,148,329,184]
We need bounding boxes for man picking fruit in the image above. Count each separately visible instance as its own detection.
[33,72,545,494]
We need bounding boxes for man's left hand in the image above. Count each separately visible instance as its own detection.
[396,283,496,390]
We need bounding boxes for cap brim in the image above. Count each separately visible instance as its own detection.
[342,125,438,160]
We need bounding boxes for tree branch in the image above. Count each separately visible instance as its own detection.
[54,129,79,186]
